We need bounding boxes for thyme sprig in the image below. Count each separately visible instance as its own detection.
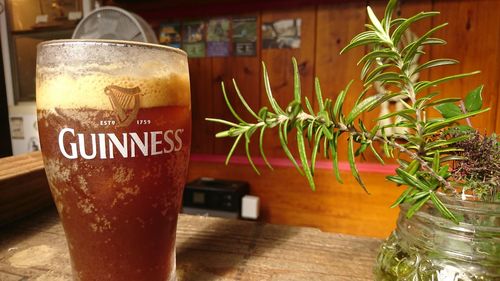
[206,0,489,222]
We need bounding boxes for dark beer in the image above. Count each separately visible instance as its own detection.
[36,40,191,281]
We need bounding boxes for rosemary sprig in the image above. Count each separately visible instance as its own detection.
[206,0,489,223]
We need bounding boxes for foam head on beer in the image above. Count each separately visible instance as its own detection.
[37,40,190,111]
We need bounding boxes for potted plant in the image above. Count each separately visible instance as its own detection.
[207,0,499,280]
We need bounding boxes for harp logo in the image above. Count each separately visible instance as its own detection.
[104,85,143,127]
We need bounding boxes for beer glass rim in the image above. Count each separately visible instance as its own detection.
[38,39,187,57]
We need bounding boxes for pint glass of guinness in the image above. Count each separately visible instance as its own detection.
[36,40,191,281]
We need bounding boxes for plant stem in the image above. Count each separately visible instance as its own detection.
[372,135,454,192]
[459,101,473,127]
[222,108,453,193]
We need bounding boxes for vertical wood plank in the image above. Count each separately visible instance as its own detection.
[190,58,214,154]
[260,7,317,158]
[431,0,500,133]
[497,18,500,133]
[315,1,367,162]
[212,15,262,156]
[493,1,500,133]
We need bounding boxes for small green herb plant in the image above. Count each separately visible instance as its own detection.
[452,131,499,202]
[207,0,495,222]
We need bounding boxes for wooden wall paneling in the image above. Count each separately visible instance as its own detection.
[497,71,500,132]
[211,57,237,155]
[315,1,367,162]
[190,58,215,154]
[430,0,500,133]
[260,7,317,158]
[497,78,500,132]
[498,19,500,133]
[188,161,400,238]
[212,15,262,156]
[494,1,500,134]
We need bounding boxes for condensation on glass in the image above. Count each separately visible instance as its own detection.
[36,39,191,281]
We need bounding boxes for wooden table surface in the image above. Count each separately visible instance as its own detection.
[0,208,381,281]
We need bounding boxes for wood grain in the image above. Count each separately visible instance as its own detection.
[430,0,500,133]
[188,160,400,238]
[315,1,366,162]
[190,58,215,154]
[497,9,500,133]
[0,152,52,226]
[212,14,262,155]
[0,208,381,281]
[260,7,317,158]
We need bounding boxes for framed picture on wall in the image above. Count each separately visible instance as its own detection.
[182,20,206,58]
[262,18,301,49]
[9,117,24,139]
[232,16,257,56]
[206,18,231,57]
[158,21,181,48]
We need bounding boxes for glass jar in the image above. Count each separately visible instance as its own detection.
[374,194,499,281]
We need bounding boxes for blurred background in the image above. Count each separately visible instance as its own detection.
[0,0,499,238]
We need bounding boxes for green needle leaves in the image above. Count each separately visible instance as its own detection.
[297,123,315,191]
[206,0,489,223]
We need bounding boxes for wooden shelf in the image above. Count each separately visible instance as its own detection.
[0,152,52,226]
[12,24,76,37]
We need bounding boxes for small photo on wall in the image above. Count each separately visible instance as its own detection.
[234,42,256,57]
[207,18,231,57]
[182,20,206,57]
[158,21,181,48]
[262,18,301,49]
[207,42,230,57]
[10,117,24,139]
[183,43,206,58]
[207,18,230,42]
[232,16,257,56]
[183,20,205,43]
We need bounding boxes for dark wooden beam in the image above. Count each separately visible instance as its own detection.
[114,0,356,22]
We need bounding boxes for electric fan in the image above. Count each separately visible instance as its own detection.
[72,6,158,43]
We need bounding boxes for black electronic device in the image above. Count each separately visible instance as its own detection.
[182,178,250,218]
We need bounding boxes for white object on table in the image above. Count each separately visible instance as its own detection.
[241,195,260,220]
